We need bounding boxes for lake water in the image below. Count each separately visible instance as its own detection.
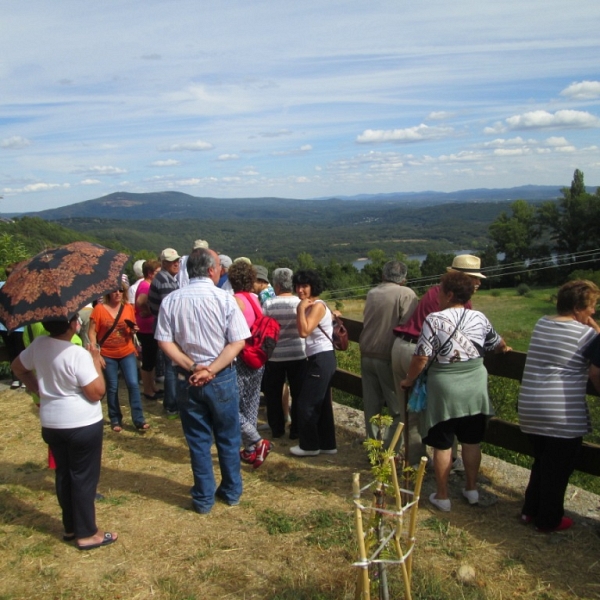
[352,250,478,270]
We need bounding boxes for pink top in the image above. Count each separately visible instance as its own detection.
[135,280,155,334]
[234,292,262,329]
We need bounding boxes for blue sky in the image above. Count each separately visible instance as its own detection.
[1,0,600,212]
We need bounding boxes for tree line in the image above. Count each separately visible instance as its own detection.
[1,169,596,293]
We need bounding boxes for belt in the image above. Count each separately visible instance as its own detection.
[398,333,418,344]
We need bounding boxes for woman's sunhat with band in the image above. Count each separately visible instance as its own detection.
[447,254,486,279]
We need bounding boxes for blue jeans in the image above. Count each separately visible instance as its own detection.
[177,366,243,513]
[104,352,145,427]
[163,360,178,413]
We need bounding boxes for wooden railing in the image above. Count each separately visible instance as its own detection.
[332,318,600,476]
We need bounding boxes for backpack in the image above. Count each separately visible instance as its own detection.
[238,292,281,369]
[317,303,349,351]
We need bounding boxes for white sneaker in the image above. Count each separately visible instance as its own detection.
[320,448,337,455]
[10,381,20,390]
[462,489,479,505]
[290,445,320,457]
[452,457,465,472]
[429,493,451,512]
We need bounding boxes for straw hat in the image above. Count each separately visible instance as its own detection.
[447,254,486,279]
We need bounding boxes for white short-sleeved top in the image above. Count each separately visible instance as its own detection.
[19,336,102,429]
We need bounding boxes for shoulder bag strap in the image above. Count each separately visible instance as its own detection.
[424,308,467,373]
[98,303,125,346]
[316,301,335,344]
[241,292,262,321]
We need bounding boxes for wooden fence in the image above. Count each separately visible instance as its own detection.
[332,318,600,476]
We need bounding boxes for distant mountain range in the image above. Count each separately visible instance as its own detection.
[18,185,564,222]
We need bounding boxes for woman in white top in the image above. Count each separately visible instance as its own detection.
[290,269,337,457]
[13,315,118,550]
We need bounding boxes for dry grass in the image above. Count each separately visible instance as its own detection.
[1,386,600,600]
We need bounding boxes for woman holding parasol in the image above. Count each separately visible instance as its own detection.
[12,315,118,550]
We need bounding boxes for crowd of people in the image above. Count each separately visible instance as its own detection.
[8,244,600,547]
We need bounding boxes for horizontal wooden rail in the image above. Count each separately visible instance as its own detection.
[337,317,600,476]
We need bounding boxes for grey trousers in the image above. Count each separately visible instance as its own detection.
[390,337,428,465]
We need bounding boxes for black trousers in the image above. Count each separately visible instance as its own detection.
[522,433,582,529]
[0,330,25,380]
[263,359,305,438]
[42,420,104,538]
[296,351,337,452]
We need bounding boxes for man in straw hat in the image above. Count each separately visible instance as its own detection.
[390,255,486,465]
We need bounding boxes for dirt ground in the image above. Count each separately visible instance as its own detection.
[1,384,600,600]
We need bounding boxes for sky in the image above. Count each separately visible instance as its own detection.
[1,0,600,213]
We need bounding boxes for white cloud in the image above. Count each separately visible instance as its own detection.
[240,168,259,176]
[493,148,529,156]
[482,137,536,148]
[80,179,101,185]
[159,141,214,152]
[151,159,180,167]
[427,111,454,121]
[505,110,600,130]
[356,124,453,144]
[271,145,313,156]
[255,130,292,138]
[560,80,600,100]
[3,182,70,193]
[217,154,240,161]
[73,165,127,176]
[483,123,507,135]
[544,136,570,147]
[1,136,32,149]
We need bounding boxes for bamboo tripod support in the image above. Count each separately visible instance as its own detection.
[353,422,428,600]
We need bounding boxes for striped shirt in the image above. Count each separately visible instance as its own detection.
[154,277,250,364]
[518,316,596,438]
[262,295,306,362]
[148,269,178,317]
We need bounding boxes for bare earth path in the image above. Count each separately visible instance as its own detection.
[1,383,599,599]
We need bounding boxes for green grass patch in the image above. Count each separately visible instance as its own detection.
[472,287,556,353]
[257,508,301,535]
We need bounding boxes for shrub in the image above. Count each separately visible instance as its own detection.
[516,283,530,296]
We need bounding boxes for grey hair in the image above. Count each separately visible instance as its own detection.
[187,248,216,279]
[382,260,408,284]
[272,268,294,293]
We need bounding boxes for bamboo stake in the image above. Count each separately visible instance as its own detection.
[406,456,428,582]
[353,473,370,600]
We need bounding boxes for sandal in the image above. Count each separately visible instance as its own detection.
[77,531,118,551]
[111,423,123,433]
[136,422,150,431]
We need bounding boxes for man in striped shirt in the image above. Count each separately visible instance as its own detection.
[149,248,181,417]
[155,248,250,514]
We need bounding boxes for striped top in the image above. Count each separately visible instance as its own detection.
[518,316,596,438]
[262,295,306,362]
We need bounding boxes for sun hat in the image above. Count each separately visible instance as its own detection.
[160,248,181,262]
[193,239,209,249]
[218,254,232,269]
[447,254,486,279]
[255,265,269,283]
[133,259,145,279]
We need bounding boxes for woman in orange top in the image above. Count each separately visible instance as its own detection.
[89,285,148,432]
